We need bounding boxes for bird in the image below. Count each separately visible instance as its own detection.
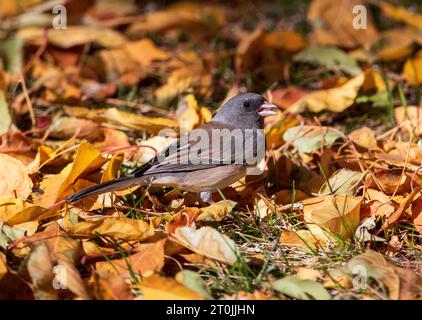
[66,93,277,204]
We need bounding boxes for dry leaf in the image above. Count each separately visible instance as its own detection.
[394,105,422,136]
[308,0,378,48]
[379,2,422,29]
[348,250,422,299]
[96,239,165,277]
[64,215,155,242]
[288,73,365,113]
[17,26,127,49]
[65,106,178,134]
[348,127,378,150]
[137,274,202,300]
[0,153,33,199]
[303,195,362,241]
[197,200,237,222]
[403,50,422,85]
[172,226,239,264]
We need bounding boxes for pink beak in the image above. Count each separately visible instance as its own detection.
[258,103,277,117]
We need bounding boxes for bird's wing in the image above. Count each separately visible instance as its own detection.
[130,122,256,177]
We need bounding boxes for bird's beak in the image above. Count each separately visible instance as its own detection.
[258,103,277,117]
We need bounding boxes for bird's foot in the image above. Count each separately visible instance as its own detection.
[199,191,214,205]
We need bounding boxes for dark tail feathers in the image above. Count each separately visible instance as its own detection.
[66,175,139,203]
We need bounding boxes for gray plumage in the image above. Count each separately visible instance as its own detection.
[66,93,276,203]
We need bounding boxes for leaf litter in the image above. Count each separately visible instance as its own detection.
[0,0,421,300]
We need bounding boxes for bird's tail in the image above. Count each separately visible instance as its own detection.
[66,175,140,203]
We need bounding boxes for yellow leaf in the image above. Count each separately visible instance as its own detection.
[16,26,127,49]
[138,274,202,300]
[65,106,178,134]
[37,142,107,206]
[96,239,165,277]
[279,230,325,249]
[403,50,422,85]
[64,215,155,242]
[0,154,33,199]
[0,198,52,226]
[172,226,239,264]
[380,2,422,29]
[289,73,365,113]
[303,195,362,241]
[0,252,7,280]
[197,200,237,222]
[308,0,378,48]
[126,3,225,36]
[101,153,123,183]
[176,94,200,132]
[0,0,42,17]
[124,39,169,66]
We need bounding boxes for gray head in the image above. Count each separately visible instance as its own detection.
[212,93,277,129]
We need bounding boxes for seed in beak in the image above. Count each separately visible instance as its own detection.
[258,103,277,116]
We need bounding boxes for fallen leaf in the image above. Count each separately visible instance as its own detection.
[0,153,33,199]
[379,2,422,29]
[296,267,322,281]
[96,239,165,277]
[0,91,12,134]
[263,30,307,53]
[37,142,107,206]
[175,270,213,300]
[138,274,202,300]
[0,222,26,249]
[279,230,326,249]
[272,275,331,300]
[65,106,178,134]
[166,208,200,234]
[307,0,378,48]
[64,215,155,242]
[321,169,364,196]
[48,116,100,140]
[303,195,362,241]
[283,125,343,153]
[288,73,365,113]
[394,105,422,136]
[126,3,225,36]
[348,127,378,150]
[17,26,127,49]
[294,46,361,75]
[0,252,6,280]
[197,200,237,222]
[348,250,422,299]
[93,272,133,300]
[403,50,422,85]
[172,226,239,264]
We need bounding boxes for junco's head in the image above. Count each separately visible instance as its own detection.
[212,93,277,129]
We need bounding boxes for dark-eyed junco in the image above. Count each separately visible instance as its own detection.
[66,93,277,204]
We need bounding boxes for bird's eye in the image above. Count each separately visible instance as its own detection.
[243,101,251,108]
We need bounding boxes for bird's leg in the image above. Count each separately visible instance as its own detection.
[199,191,214,205]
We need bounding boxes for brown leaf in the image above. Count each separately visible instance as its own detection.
[17,26,127,49]
[348,250,422,299]
[137,274,202,300]
[65,106,178,134]
[308,0,379,48]
[95,239,165,277]
[64,215,155,242]
[303,195,362,241]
